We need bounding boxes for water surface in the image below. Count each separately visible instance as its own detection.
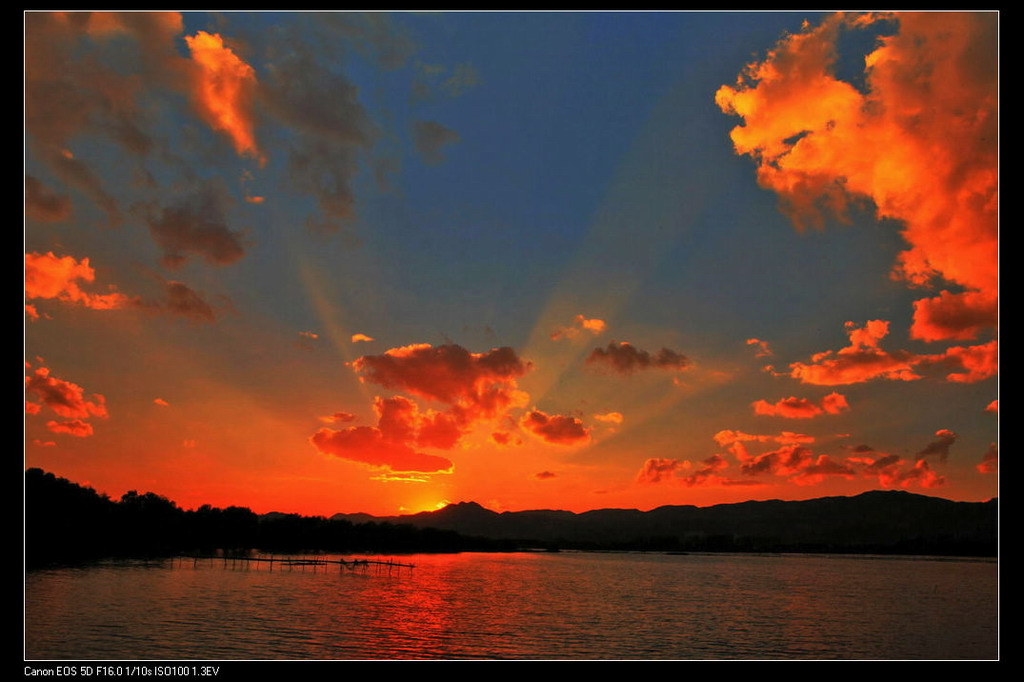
[25,551,998,660]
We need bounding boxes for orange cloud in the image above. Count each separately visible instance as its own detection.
[976,443,997,474]
[351,344,531,417]
[320,411,357,424]
[789,320,921,385]
[154,398,170,407]
[551,314,607,341]
[925,341,998,384]
[587,341,689,375]
[789,320,997,386]
[635,457,686,484]
[593,411,624,425]
[184,31,262,162]
[752,391,850,419]
[351,333,375,343]
[376,395,464,450]
[713,430,815,447]
[25,252,130,311]
[636,455,755,487]
[985,400,998,413]
[310,395,458,474]
[25,364,108,420]
[520,409,590,446]
[910,290,998,342]
[717,13,997,343]
[535,470,557,480]
[789,455,857,486]
[310,426,453,474]
[45,419,94,437]
[877,458,945,489]
[746,338,773,357]
[740,444,815,477]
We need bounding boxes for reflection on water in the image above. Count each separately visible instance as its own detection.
[25,552,998,660]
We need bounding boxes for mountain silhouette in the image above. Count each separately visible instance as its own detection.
[332,490,997,555]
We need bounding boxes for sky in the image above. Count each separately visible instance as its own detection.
[24,11,998,517]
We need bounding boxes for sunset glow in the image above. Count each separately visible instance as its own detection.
[25,11,997,517]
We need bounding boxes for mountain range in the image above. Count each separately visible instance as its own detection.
[331,490,998,555]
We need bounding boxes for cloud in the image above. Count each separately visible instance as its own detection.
[259,25,376,229]
[877,458,945,489]
[789,454,857,486]
[679,454,731,487]
[985,400,998,413]
[915,429,957,463]
[25,364,108,420]
[550,314,607,341]
[310,426,454,474]
[746,338,773,357]
[713,430,815,447]
[717,13,997,343]
[413,120,460,164]
[25,176,72,222]
[24,12,187,226]
[46,419,94,437]
[976,443,997,474]
[310,395,457,474]
[154,398,170,407]
[25,252,131,311]
[740,444,815,477]
[319,411,357,424]
[789,320,920,385]
[910,290,998,342]
[586,341,689,375]
[718,436,941,489]
[922,341,998,384]
[636,454,753,487]
[351,333,375,343]
[167,281,219,321]
[351,343,531,417]
[327,343,536,475]
[145,190,246,269]
[299,331,319,341]
[789,320,998,386]
[131,280,218,323]
[752,391,849,418]
[376,395,464,450]
[635,457,686,484]
[491,431,512,446]
[184,30,263,162]
[535,470,556,480]
[520,409,590,446]
[593,411,624,425]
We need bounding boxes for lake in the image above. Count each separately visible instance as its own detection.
[24,551,998,660]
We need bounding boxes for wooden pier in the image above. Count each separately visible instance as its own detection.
[177,554,415,574]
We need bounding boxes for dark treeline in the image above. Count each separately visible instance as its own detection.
[25,468,515,567]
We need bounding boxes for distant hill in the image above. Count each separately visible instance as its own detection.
[25,467,997,561]
[332,491,998,556]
